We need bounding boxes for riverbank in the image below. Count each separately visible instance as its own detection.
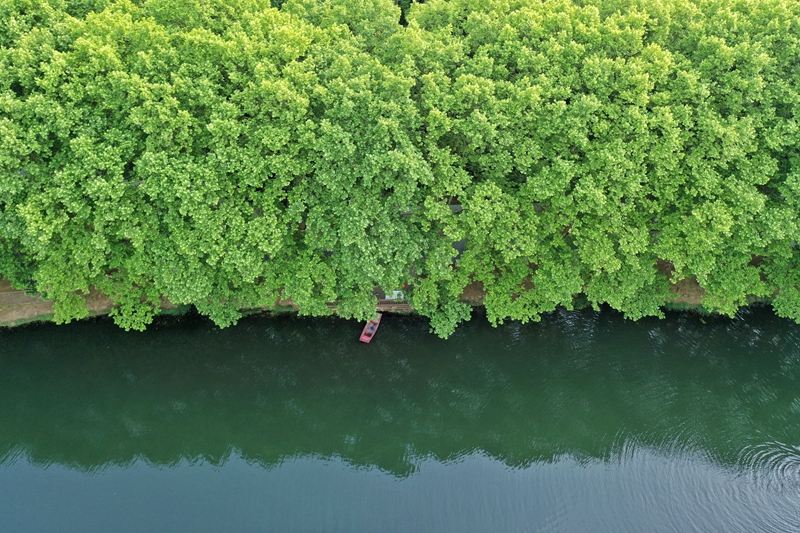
[0,272,709,328]
[0,279,418,327]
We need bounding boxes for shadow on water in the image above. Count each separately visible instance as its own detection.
[1,306,799,480]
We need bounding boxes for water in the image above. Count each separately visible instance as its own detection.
[1,307,799,532]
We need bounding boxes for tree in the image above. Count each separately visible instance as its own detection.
[2,0,800,336]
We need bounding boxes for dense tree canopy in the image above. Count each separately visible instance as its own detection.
[1,0,799,336]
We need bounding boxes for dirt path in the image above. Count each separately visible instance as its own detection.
[1,271,708,328]
[0,280,55,326]
[0,281,124,327]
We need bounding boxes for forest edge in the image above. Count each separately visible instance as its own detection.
[0,267,714,329]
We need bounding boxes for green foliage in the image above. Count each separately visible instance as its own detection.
[2,0,800,336]
[393,0,800,327]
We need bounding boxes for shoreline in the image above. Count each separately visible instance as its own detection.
[1,275,713,329]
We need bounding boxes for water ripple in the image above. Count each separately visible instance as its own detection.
[739,441,800,493]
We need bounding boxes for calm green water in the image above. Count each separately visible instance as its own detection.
[1,307,799,532]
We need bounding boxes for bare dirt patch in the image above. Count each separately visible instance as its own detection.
[459,281,487,305]
[656,259,705,305]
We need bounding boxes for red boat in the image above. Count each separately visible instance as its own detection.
[359,313,382,343]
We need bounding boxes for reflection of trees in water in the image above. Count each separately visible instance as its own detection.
[0,307,798,476]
